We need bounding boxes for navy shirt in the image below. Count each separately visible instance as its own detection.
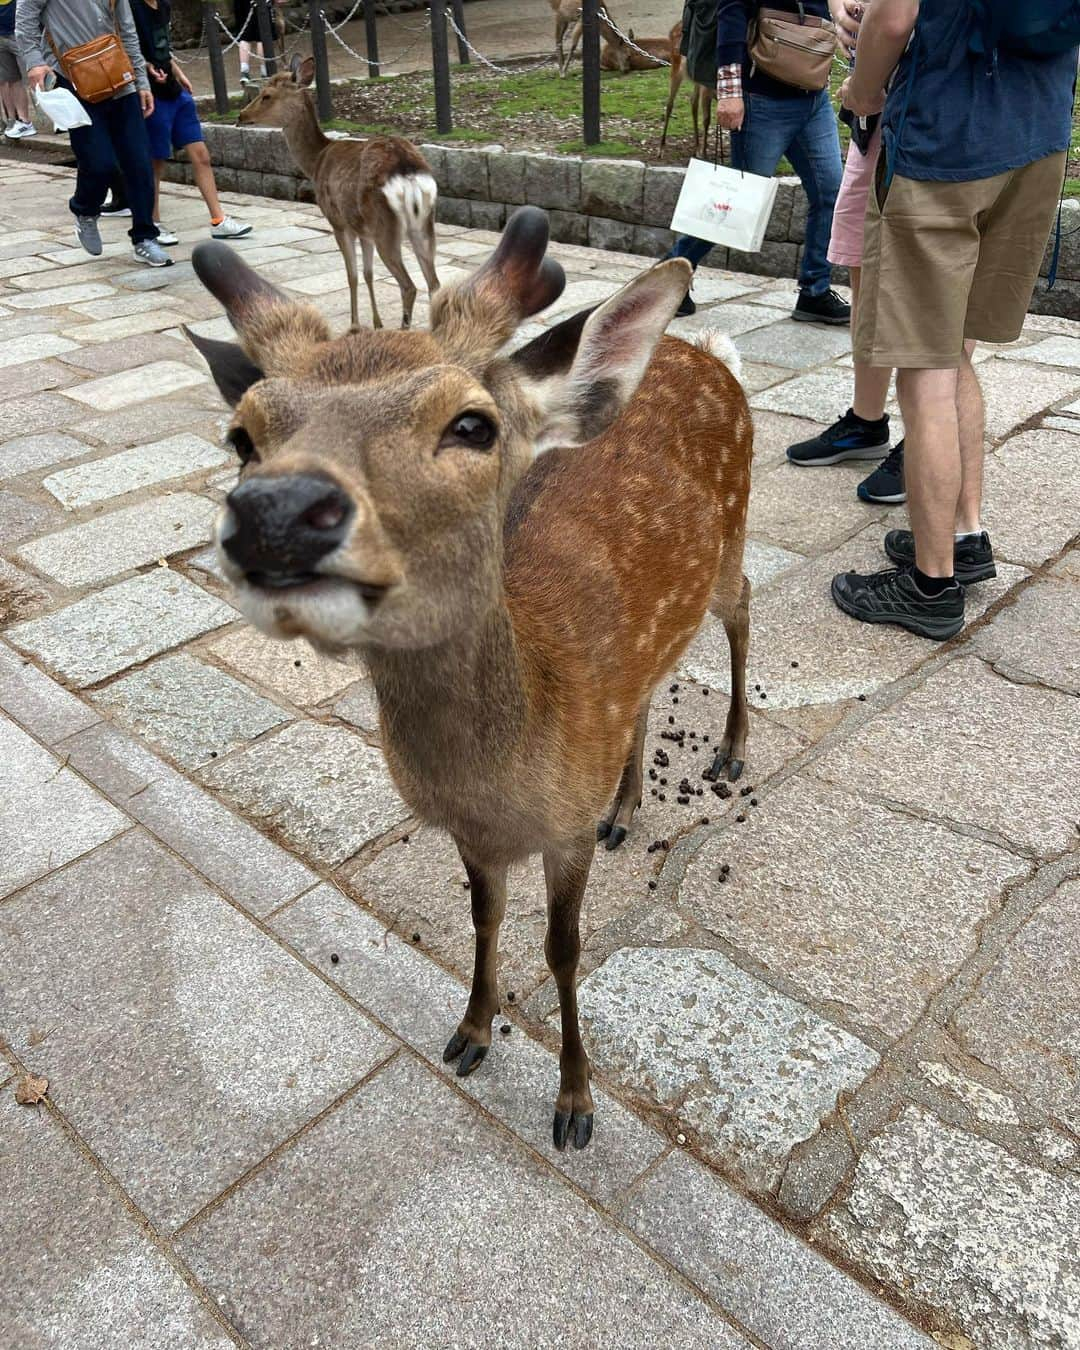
[884,2,1077,182]
[0,0,16,38]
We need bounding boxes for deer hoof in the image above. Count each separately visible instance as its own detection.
[596,820,612,841]
[727,758,745,782]
[603,825,627,852]
[443,1030,489,1077]
[553,1108,594,1152]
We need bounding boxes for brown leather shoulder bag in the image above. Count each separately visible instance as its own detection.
[748,4,839,93]
[46,0,137,104]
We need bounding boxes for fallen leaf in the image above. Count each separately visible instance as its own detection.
[15,1074,48,1105]
[26,1027,49,1048]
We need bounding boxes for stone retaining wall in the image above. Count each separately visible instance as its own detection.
[185,125,1079,318]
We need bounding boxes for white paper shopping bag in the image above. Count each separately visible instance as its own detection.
[670,158,780,254]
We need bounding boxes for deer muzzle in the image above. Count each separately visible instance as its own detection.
[221,472,355,587]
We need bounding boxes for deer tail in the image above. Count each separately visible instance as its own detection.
[382,171,438,239]
[695,329,743,383]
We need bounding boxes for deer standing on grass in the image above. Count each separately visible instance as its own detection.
[600,15,673,71]
[185,207,752,1151]
[549,0,621,76]
[659,20,716,157]
[238,55,439,331]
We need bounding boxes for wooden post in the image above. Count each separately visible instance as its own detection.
[204,3,230,113]
[363,0,380,79]
[450,0,469,65]
[581,0,601,146]
[255,0,277,76]
[309,0,332,120]
[429,0,453,134]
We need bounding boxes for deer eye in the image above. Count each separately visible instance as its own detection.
[442,412,497,452]
[227,426,260,466]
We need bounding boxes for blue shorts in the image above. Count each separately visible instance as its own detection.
[146,86,204,160]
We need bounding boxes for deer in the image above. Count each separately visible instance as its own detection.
[184,206,753,1152]
[600,17,673,72]
[550,1,621,76]
[659,20,716,157]
[238,54,439,332]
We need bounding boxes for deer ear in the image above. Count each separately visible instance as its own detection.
[289,53,302,80]
[184,327,265,406]
[192,240,289,328]
[297,56,315,87]
[511,258,691,452]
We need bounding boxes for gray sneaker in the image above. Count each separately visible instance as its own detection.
[131,239,173,268]
[74,215,102,256]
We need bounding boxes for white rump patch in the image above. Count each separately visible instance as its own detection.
[696,329,743,383]
[382,172,438,235]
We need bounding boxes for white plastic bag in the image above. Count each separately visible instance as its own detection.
[34,86,92,133]
[671,158,779,254]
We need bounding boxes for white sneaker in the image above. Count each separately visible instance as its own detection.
[4,120,37,140]
[132,239,173,268]
[210,215,252,239]
[154,222,179,246]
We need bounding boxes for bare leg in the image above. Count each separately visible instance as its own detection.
[408,218,440,298]
[443,852,507,1076]
[543,833,596,1151]
[0,79,30,122]
[706,573,750,781]
[333,225,361,329]
[596,703,648,850]
[955,340,984,533]
[359,234,381,329]
[896,364,962,577]
[374,231,417,329]
[185,141,224,221]
[849,267,893,423]
[151,158,163,223]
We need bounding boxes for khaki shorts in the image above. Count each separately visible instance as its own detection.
[854,149,1067,369]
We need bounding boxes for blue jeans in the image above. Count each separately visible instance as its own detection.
[670,88,843,296]
[65,84,158,244]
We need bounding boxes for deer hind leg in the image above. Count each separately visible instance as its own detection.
[374,228,418,329]
[705,573,750,782]
[358,235,383,331]
[596,702,648,851]
[543,832,596,1150]
[555,16,569,74]
[334,225,361,330]
[659,61,685,156]
[443,851,507,1077]
[701,87,714,156]
[564,17,583,72]
[690,83,701,156]
[408,216,440,299]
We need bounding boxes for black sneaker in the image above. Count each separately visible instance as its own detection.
[792,287,851,326]
[676,291,696,317]
[857,439,906,504]
[100,196,130,217]
[831,565,965,641]
[787,408,890,466]
[884,529,996,585]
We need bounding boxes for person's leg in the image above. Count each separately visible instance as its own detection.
[185,140,225,221]
[896,365,961,579]
[66,95,115,219]
[955,341,984,534]
[103,92,158,244]
[152,158,164,222]
[785,90,844,297]
[668,234,716,269]
[849,268,892,421]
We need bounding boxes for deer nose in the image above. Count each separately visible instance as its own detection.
[223,473,353,581]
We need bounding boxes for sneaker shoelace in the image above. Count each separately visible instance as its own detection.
[876,442,905,478]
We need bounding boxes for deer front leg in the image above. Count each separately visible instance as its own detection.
[334,225,361,331]
[359,236,383,331]
[443,851,506,1077]
[543,833,596,1151]
[705,572,750,782]
[596,702,648,850]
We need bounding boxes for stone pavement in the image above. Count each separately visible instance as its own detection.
[1,160,1079,1349]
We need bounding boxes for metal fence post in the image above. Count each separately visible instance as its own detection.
[204,3,230,113]
[450,0,469,64]
[363,0,380,79]
[256,0,278,77]
[582,0,601,146]
[309,0,332,120]
[429,0,453,134]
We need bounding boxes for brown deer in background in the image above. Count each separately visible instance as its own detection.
[238,55,439,330]
[660,20,716,156]
[185,207,752,1152]
[600,15,673,71]
[550,0,621,76]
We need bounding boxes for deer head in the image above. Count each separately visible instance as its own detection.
[186,208,690,654]
[237,53,315,127]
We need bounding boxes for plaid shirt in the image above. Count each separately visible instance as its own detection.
[716,61,742,98]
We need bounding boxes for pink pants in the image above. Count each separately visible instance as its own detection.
[827,126,882,269]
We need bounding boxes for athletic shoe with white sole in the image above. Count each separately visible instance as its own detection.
[857,439,906,504]
[100,197,131,216]
[210,215,253,239]
[4,120,37,139]
[154,223,180,245]
[131,239,173,268]
[74,215,103,256]
[787,408,891,466]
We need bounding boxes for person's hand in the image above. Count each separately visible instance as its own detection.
[830,0,862,59]
[173,62,193,93]
[147,62,165,82]
[26,63,51,90]
[715,96,745,131]
[140,88,154,117]
[839,75,885,117]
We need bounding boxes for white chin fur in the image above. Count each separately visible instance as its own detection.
[233,576,373,645]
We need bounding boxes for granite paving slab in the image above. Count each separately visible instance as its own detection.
[979,358,1080,440]
[981,429,1080,566]
[0,356,83,400]
[0,557,53,625]
[747,460,889,555]
[811,656,1080,856]
[677,776,1029,1040]
[575,945,879,1193]
[331,676,380,733]
[0,640,101,744]
[273,884,668,1205]
[42,434,230,509]
[0,830,393,1232]
[0,391,86,436]
[73,401,227,449]
[0,431,91,479]
[998,334,1080,368]
[954,879,1080,1134]
[59,360,207,411]
[0,330,81,366]
[0,713,127,898]
[0,1101,233,1348]
[735,318,855,369]
[17,492,216,586]
[748,409,827,473]
[6,569,235,686]
[59,310,190,345]
[622,1151,931,1349]
[91,652,291,769]
[199,721,406,866]
[821,1108,1080,1349]
[207,627,361,706]
[3,281,116,310]
[57,331,203,376]
[750,368,885,422]
[178,1054,747,1349]
[968,574,1080,693]
[0,489,62,549]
